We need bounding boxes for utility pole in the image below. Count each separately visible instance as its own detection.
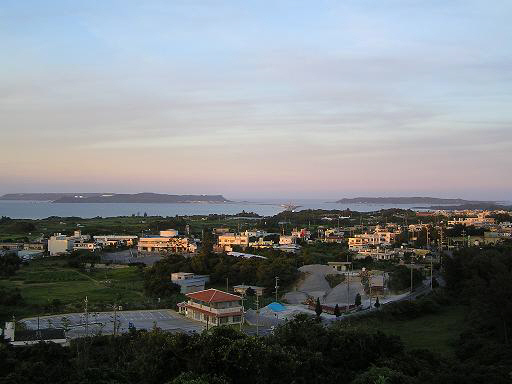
[369,275,372,309]
[112,304,118,336]
[346,253,351,312]
[84,296,89,337]
[410,260,414,300]
[240,294,244,332]
[274,276,280,302]
[256,294,260,337]
[226,277,229,292]
[439,226,444,269]
[430,252,433,290]
[346,268,350,312]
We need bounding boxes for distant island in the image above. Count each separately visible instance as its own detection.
[334,196,492,205]
[416,203,510,211]
[0,193,230,204]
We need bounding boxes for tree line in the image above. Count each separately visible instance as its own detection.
[2,312,509,384]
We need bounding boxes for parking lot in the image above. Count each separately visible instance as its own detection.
[22,309,205,338]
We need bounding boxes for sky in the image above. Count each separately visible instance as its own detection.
[1,0,511,200]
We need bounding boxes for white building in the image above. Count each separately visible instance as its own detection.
[249,238,275,248]
[71,230,91,242]
[244,230,268,238]
[171,272,210,294]
[348,229,398,250]
[279,235,295,245]
[48,234,74,256]
[93,235,138,247]
[138,230,197,253]
[217,233,249,250]
[73,242,100,252]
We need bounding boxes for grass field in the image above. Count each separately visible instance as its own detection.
[0,258,147,322]
[340,305,467,356]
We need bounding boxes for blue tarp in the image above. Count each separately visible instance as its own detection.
[267,302,286,312]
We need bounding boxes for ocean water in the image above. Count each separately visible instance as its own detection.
[0,199,435,219]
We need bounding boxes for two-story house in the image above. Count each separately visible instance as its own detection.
[178,289,243,326]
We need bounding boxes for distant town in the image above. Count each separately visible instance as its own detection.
[0,205,509,324]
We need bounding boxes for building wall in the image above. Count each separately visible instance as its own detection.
[48,236,73,256]
[138,237,196,253]
[184,307,241,326]
[218,234,249,248]
[181,284,205,294]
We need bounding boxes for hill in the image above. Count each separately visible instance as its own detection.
[334,196,490,205]
[1,193,230,203]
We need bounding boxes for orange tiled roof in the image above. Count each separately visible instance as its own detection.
[186,288,241,303]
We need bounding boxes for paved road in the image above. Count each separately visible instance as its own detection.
[22,309,204,338]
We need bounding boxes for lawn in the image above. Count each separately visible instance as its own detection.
[342,305,467,356]
[0,258,147,322]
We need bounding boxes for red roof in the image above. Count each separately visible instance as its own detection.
[186,288,241,303]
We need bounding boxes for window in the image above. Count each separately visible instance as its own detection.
[219,317,228,324]
[232,316,241,323]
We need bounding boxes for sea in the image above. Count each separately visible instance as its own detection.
[0,199,438,219]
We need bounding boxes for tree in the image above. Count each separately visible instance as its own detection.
[0,287,23,306]
[51,298,62,312]
[389,265,423,291]
[0,252,22,277]
[355,293,362,307]
[374,297,380,308]
[144,258,183,297]
[315,297,323,319]
[334,304,341,318]
[61,317,71,333]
